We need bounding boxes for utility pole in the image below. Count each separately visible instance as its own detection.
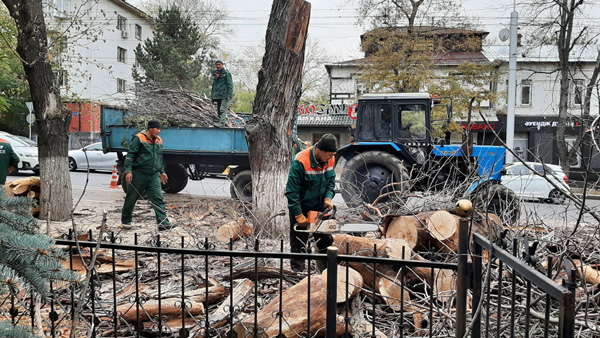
[505,4,518,164]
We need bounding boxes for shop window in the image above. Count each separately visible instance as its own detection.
[520,80,531,105]
[562,138,582,168]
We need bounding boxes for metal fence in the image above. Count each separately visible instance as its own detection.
[0,221,576,337]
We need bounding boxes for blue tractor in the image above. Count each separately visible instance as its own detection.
[337,93,520,223]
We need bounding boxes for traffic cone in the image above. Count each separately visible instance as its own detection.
[109,165,119,189]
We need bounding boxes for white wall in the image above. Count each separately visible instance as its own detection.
[45,0,154,105]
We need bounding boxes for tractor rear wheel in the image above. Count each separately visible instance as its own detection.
[472,184,520,224]
[340,151,409,208]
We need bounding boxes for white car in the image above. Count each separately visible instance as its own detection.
[501,162,570,204]
[68,142,119,172]
[0,131,39,174]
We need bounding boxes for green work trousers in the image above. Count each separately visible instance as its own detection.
[216,98,229,125]
[121,171,170,226]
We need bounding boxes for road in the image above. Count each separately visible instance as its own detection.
[8,170,600,226]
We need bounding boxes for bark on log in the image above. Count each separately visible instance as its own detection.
[245,0,311,235]
[234,267,360,337]
[210,278,254,328]
[216,218,253,243]
[116,284,228,324]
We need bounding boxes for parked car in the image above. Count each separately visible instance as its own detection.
[68,142,119,172]
[501,162,570,204]
[0,131,39,174]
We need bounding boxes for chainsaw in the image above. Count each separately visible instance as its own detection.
[294,206,379,234]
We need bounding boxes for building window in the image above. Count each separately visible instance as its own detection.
[54,0,70,16]
[117,15,127,31]
[520,80,532,105]
[572,79,584,105]
[117,78,126,93]
[117,47,126,63]
[135,24,142,40]
[53,70,68,87]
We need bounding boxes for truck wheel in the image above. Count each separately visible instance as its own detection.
[230,170,252,203]
[472,184,520,224]
[340,151,409,208]
[162,164,188,194]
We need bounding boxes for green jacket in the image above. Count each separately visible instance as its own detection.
[0,138,20,184]
[124,132,165,176]
[211,68,233,100]
[285,147,336,217]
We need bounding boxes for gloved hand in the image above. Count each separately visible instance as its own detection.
[324,198,333,211]
[295,214,309,229]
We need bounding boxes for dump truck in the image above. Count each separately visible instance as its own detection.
[100,106,252,201]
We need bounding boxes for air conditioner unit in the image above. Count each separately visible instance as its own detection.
[121,30,129,39]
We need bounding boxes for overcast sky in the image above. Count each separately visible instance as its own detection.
[220,0,518,59]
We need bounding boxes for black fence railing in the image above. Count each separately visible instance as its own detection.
[1,220,577,338]
[471,233,576,338]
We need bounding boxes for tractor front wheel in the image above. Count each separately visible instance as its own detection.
[340,151,409,208]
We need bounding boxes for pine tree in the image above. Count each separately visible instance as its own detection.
[132,6,205,90]
[0,192,78,337]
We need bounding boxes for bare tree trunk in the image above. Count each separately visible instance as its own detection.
[245,0,310,235]
[2,0,73,220]
[556,0,584,175]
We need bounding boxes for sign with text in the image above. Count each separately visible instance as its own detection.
[460,122,498,131]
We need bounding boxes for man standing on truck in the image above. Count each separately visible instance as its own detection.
[121,120,175,231]
[211,60,233,127]
[0,137,19,184]
[285,134,338,272]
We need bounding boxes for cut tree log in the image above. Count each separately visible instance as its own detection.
[210,278,254,328]
[572,260,600,284]
[234,267,361,337]
[383,210,500,254]
[115,283,229,324]
[216,217,253,243]
[6,176,41,195]
[321,265,364,303]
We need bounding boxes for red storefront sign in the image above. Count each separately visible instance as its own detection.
[461,123,496,131]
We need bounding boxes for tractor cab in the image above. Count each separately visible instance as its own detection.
[354,93,433,144]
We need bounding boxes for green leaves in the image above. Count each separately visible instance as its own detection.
[132,6,209,91]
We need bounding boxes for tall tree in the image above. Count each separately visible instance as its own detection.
[245,0,310,234]
[523,0,600,173]
[133,6,204,90]
[1,0,72,220]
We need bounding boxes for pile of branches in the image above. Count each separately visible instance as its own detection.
[126,85,246,128]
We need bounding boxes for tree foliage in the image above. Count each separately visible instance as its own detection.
[133,6,205,90]
[0,193,78,337]
[0,6,30,135]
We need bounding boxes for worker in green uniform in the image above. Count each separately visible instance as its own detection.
[121,120,176,231]
[285,134,338,272]
[0,137,20,185]
[211,60,233,127]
